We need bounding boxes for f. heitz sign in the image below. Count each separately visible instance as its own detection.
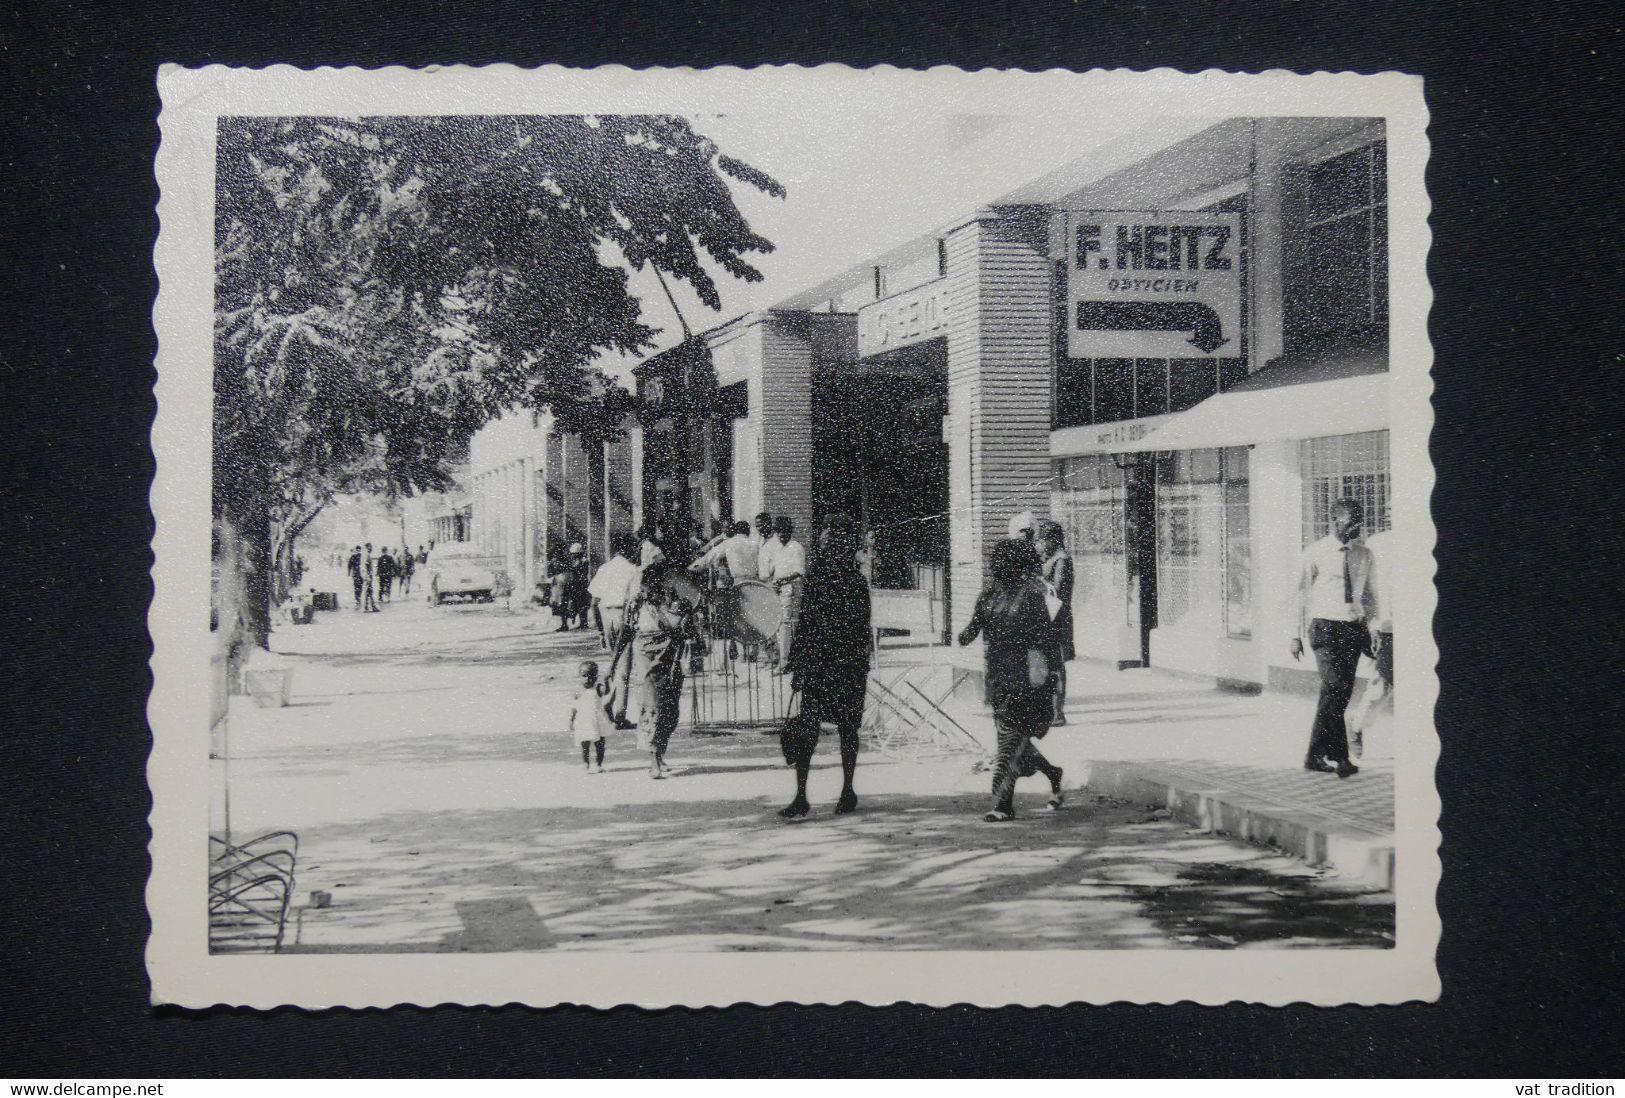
[857,278,948,358]
[1067,211,1242,358]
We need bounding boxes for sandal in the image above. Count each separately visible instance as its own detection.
[1046,792,1066,811]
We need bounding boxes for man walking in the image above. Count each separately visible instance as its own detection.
[589,534,640,652]
[361,542,380,613]
[1289,499,1375,779]
[1351,525,1394,758]
[346,545,365,610]
[377,547,396,604]
[764,516,806,671]
[400,545,415,596]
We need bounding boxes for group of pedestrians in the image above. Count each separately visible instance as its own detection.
[554,494,1393,820]
[558,505,1080,821]
[345,543,425,612]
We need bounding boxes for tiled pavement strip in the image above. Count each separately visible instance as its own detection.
[881,643,1398,888]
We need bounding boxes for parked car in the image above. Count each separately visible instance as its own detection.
[425,543,507,605]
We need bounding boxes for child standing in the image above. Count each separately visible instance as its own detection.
[570,660,613,773]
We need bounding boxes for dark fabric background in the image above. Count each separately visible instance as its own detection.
[3,0,1619,1078]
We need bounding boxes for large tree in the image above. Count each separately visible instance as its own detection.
[214,115,782,645]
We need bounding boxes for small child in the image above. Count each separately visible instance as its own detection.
[569,660,614,773]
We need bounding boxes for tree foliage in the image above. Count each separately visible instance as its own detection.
[213,114,783,642]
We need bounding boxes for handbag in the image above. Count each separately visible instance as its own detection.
[777,689,814,766]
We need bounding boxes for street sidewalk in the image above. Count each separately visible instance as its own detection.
[890,649,1396,888]
[211,602,1395,952]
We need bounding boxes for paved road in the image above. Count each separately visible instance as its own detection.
[221,599,1395,953]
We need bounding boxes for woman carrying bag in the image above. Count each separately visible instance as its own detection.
[957,538,1066,822]
[778,513,872,819]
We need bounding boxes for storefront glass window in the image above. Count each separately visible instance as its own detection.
[1155,446,1252,639]
[1301,430,1391,544]
[1155,448,1224,636]
[1052,456,1130,629]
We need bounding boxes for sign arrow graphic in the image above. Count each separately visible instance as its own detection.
[1076,301,1230,354]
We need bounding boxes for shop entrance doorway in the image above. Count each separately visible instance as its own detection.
[813,343,950,639]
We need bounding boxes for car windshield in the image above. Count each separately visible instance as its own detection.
[432,546,482,562]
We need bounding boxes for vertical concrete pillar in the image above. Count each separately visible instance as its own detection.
[1252,119,1288,372]
[519,455,536,601]
[754,313,814,537]
[604,430,635,556]
[563,432,592,554]
[943,207,1055,636]
[544,429,566,568]
[1253,439,1304,688]
[628,423,645,533]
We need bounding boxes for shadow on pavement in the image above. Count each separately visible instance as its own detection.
[282,781,1395,954]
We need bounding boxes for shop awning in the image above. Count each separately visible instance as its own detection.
[1113,347,1390,452]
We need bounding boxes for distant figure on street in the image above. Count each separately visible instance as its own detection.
[778,513,872,819]
[958,538,1066,821]
[762,516,806,670]
[547,551,585,631]
[567,544,591,627]
[400,545,415,595]
[1289,498,1376,779]
[346,544,365,610]
[567,660,613,774]
[377,548,397,603]
[1351,526,1394,759]
[589,534,640,654]
[361,543,379,612]
[1038,521,1076,726]
[610,559,698,779]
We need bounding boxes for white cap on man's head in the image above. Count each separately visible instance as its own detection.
[569,543,583,554]
[1007,511,1036,539]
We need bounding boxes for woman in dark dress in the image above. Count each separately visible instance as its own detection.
[1038,521,1076,725]
[779,513,872,819]
[957,538,1066,821]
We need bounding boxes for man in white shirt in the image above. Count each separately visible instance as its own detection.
[1289,498,1376,778]
[1351,526,1394,757]
[588,534,639,653]
[764,516,807,670]
[754,511,778,581]
[691,519,759,585]
[690,520,759,653]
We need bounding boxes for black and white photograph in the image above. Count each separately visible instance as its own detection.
[148,65,1437,1007]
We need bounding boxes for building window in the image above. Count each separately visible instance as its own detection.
[1154,446,1251,638]
[1155,448,1223,635]
[1300,430,1391,544]
[937,238,948,278]
[1051,456,1130,629]
[1291,142,1388,348]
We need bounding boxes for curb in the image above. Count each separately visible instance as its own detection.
[1082,760,1396,891]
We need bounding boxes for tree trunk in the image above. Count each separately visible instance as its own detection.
[222,473,275,651]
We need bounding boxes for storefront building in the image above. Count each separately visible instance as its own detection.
[619,115,1392,692]
[466,409,635,601]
